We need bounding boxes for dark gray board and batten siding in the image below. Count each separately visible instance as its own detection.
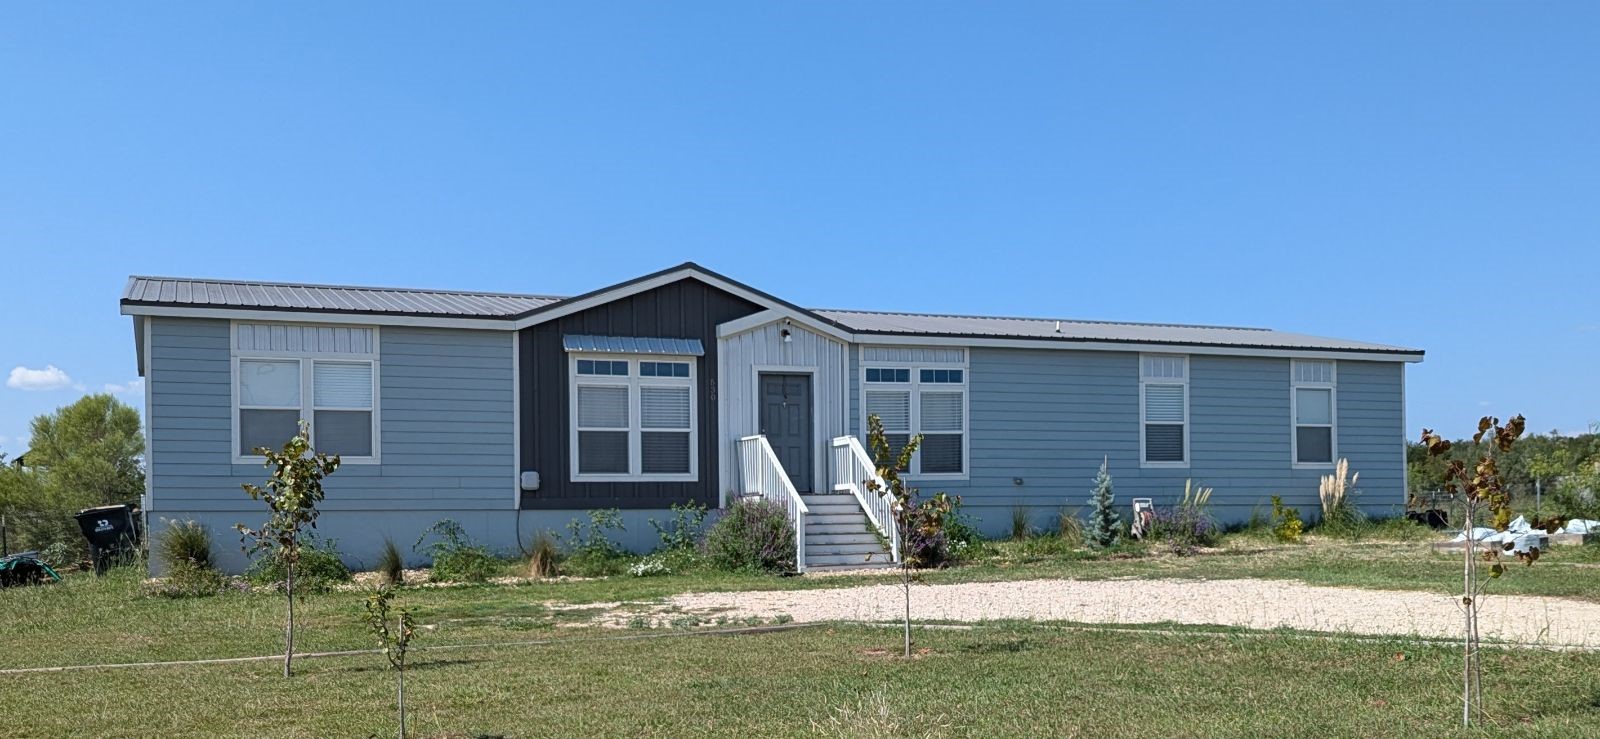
[517,278,763,509]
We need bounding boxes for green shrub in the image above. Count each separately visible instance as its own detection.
[146,559,231,598]
[649,502,709,552]
[563,509,630,577]
[702,497,796,574]
[246,534,351,591]
[414,520,501,583]
[1271,495,1304,543]
[157,520,214,572]
[376,537,405,587]
[1148,481,1220,551]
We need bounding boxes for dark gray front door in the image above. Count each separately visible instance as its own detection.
[759,373,813,492]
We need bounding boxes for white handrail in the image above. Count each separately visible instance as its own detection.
[736,434,809,571]
[829,435,900,564]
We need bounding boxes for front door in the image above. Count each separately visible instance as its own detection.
[759,373,813,492]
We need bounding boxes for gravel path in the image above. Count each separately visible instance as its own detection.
[666,578,1600,647]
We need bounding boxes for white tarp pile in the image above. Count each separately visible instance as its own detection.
[1450,517,1547,554]
[1561,519,1600,534]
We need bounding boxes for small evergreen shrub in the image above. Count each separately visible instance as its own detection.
[414,520,500,583]
[527,530,560,578]
[246,534,351,591]
[702,497,796,574]
[1086,458,1122,547]
[563,509,629,577]
[1271,495,1304,543]
[157,520,215,572]
[377,537,405,587]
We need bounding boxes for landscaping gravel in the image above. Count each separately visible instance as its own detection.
[666,578,1600,647]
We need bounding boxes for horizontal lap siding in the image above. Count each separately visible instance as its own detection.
[718,321,849,500]
[849,346,1407,532]
[148,318,514,514]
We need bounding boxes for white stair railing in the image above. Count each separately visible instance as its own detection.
[737,434,809,572]
[829,435,900,564]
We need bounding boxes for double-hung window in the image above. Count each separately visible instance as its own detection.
[1140,355,1188,466]
[571,356,696,481]
[233,323,378,463]
[863,365,967,477]
[1291,360,1336,466]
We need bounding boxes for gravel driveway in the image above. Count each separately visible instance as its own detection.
[666,578,1600,647]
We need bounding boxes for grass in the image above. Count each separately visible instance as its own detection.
[1,621,1596,737]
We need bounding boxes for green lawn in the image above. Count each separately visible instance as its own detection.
[2,621,1596,737]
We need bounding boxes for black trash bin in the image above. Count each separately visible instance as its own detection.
[74,504,141,575]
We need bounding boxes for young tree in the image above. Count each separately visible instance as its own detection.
[365,587,418,739]
[1420,414,1532,728]
[1086,457,1121,547]
[236,422,340,678]
[864,413,921,658]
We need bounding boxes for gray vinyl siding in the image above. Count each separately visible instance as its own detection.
[147,317,514,515]
[850,347,1406,531]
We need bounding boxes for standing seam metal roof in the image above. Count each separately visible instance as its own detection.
[122,275,1421,355]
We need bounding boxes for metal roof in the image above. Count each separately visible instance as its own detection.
[121,274,1420,356]
[122,276,561,318]
[562,335,706,356]
[814,309,1419,355]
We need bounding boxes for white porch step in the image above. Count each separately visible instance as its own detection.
[806,562,898,572]
[804,493,859,505]
[807,552,895,567]
[805,531,882,546]
[806,513,871,526]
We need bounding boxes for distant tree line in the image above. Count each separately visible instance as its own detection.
[1407,426,1600,519]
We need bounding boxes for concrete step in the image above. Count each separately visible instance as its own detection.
[807,540,889,556]
[805,561,898,573]
[805,532,883,546]
[806,552,897,567]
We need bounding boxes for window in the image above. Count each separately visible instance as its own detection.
[233,325,379,462]
[1292,360,1336,465]
[1141,354,1188,466]
[571,356,696,480]
[863,362,967,476]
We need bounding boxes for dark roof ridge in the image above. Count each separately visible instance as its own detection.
[812,306,1270,332]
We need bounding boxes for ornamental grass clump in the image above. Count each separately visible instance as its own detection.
[157,519,215,572]
[1317,458,1368,538]
[1149,479,1219,552]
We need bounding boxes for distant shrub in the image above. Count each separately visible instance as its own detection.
[246,534,351,591]
[564,509,629,577]
[527,530,560,578]
[702,497,795,574]
[414,520,500,583]
[376,537,405,587]
[628,554,672,577]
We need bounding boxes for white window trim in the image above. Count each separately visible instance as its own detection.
[1139,353,1190,469]
[229,322,382,465]
[568,354,698,483]
[856,354,970,481]
[1291,360,1338,469]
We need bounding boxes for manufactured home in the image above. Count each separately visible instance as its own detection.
[122,263,1422,572]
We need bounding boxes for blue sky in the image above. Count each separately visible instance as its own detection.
[2,2,1597,455]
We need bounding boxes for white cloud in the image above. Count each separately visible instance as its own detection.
[104,378,145,395]
[7,365,73,391]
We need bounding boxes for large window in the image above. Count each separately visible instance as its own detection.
[234,329,378,462]
[570,356,696,481]
[1140,354,1188,466]
[862,364,967,476]
[1292,360,1336,466]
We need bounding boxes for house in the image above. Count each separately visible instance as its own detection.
[122,263,1422,572]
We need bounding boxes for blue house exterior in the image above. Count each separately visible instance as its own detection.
[123,263,1421,572]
